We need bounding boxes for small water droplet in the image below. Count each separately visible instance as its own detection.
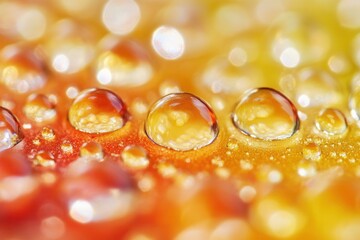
[145,93,218,151]
[157,162,177,178]
[41,127,55,141]
[96,40,153,87]
[121,145,149,170]
[68,88,128,133]
[211,157,224,168]
[61,140,73,154]
[315,108,347,136]
[80,142,104,160]
[302,142,321,161]
[0,45,46,94]
[232,88,300,140]
[35,151,56,169]
[0,107,23,151]
[24,94,56,123]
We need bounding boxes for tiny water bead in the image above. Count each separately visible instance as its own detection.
[121,145,149,170]
[68,88,128,134]
[23,94,56,123]
[303,142,321,161]
[151,26,185,60]
[34,151,56,169]
[96,40,153,87]
[0,45,46,94]
[232,88,300,141]
[315,108,348,136]
[80,142,104,160]
[145,93,218,151]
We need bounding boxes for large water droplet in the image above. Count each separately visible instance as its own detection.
[23,94,56,123]
[96,40,153,87]
[0,45,47,94]
[68,88,128,133]
[0,107,23,151]
[315,108,347,136]
[145,93,218,151]
[232,88,300,140]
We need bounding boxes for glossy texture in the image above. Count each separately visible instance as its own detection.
[232,88,300,140]
[145,93,218,151]
[68,88,128,133]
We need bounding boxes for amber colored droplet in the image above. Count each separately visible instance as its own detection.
[41,127,56,141]
[145,93,219,151]
[315,108,347,136]
[23,94,56,123]
[61,140,73,154]
[68,88,128,133]
[302,142,321,161]
[96,40,153,87]
[35,151,56,169]
[0,107,23,152]
[232,88,300,140]
[121,145,149,170]
[0,45,46,94]
[80,141,104,160]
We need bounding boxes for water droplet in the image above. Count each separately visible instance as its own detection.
[41,127,55,141]
[281,68,343,109]
[152,26,185,60]
[34,151,56,169]
[157,162,177,178]
[315,108,347,136]
[96,40,153,87]
[68,88,128,133]
[0,45,46,94]
[121,145,149,170]
[145,93,218,151]
[23,94,56,123]
[303,142,321,161]
[0,107,23,151]
[232,88,300,140]
[337,0,360,29]
[80,142,104,160]
[297,160,317,178]
[61,140,73,154]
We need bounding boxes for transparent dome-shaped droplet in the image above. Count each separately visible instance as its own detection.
[280,68,343,109]
[80,142,104,161]
[315,108,347,136]
[145,93,218,151]
[96,40,153,87]
[23,94,56,123]
[0,107,23,152]
[68,88,128,134]
[61,140,73,154]
[302,142,321,161]
[232,88,300,140]
[269,13,330,67]
[200,58,263,95]
[121,145,149,170]
[41,127,56,141]
[0,45,47,94]
[34,151,56,169]
[151,25,185,60]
